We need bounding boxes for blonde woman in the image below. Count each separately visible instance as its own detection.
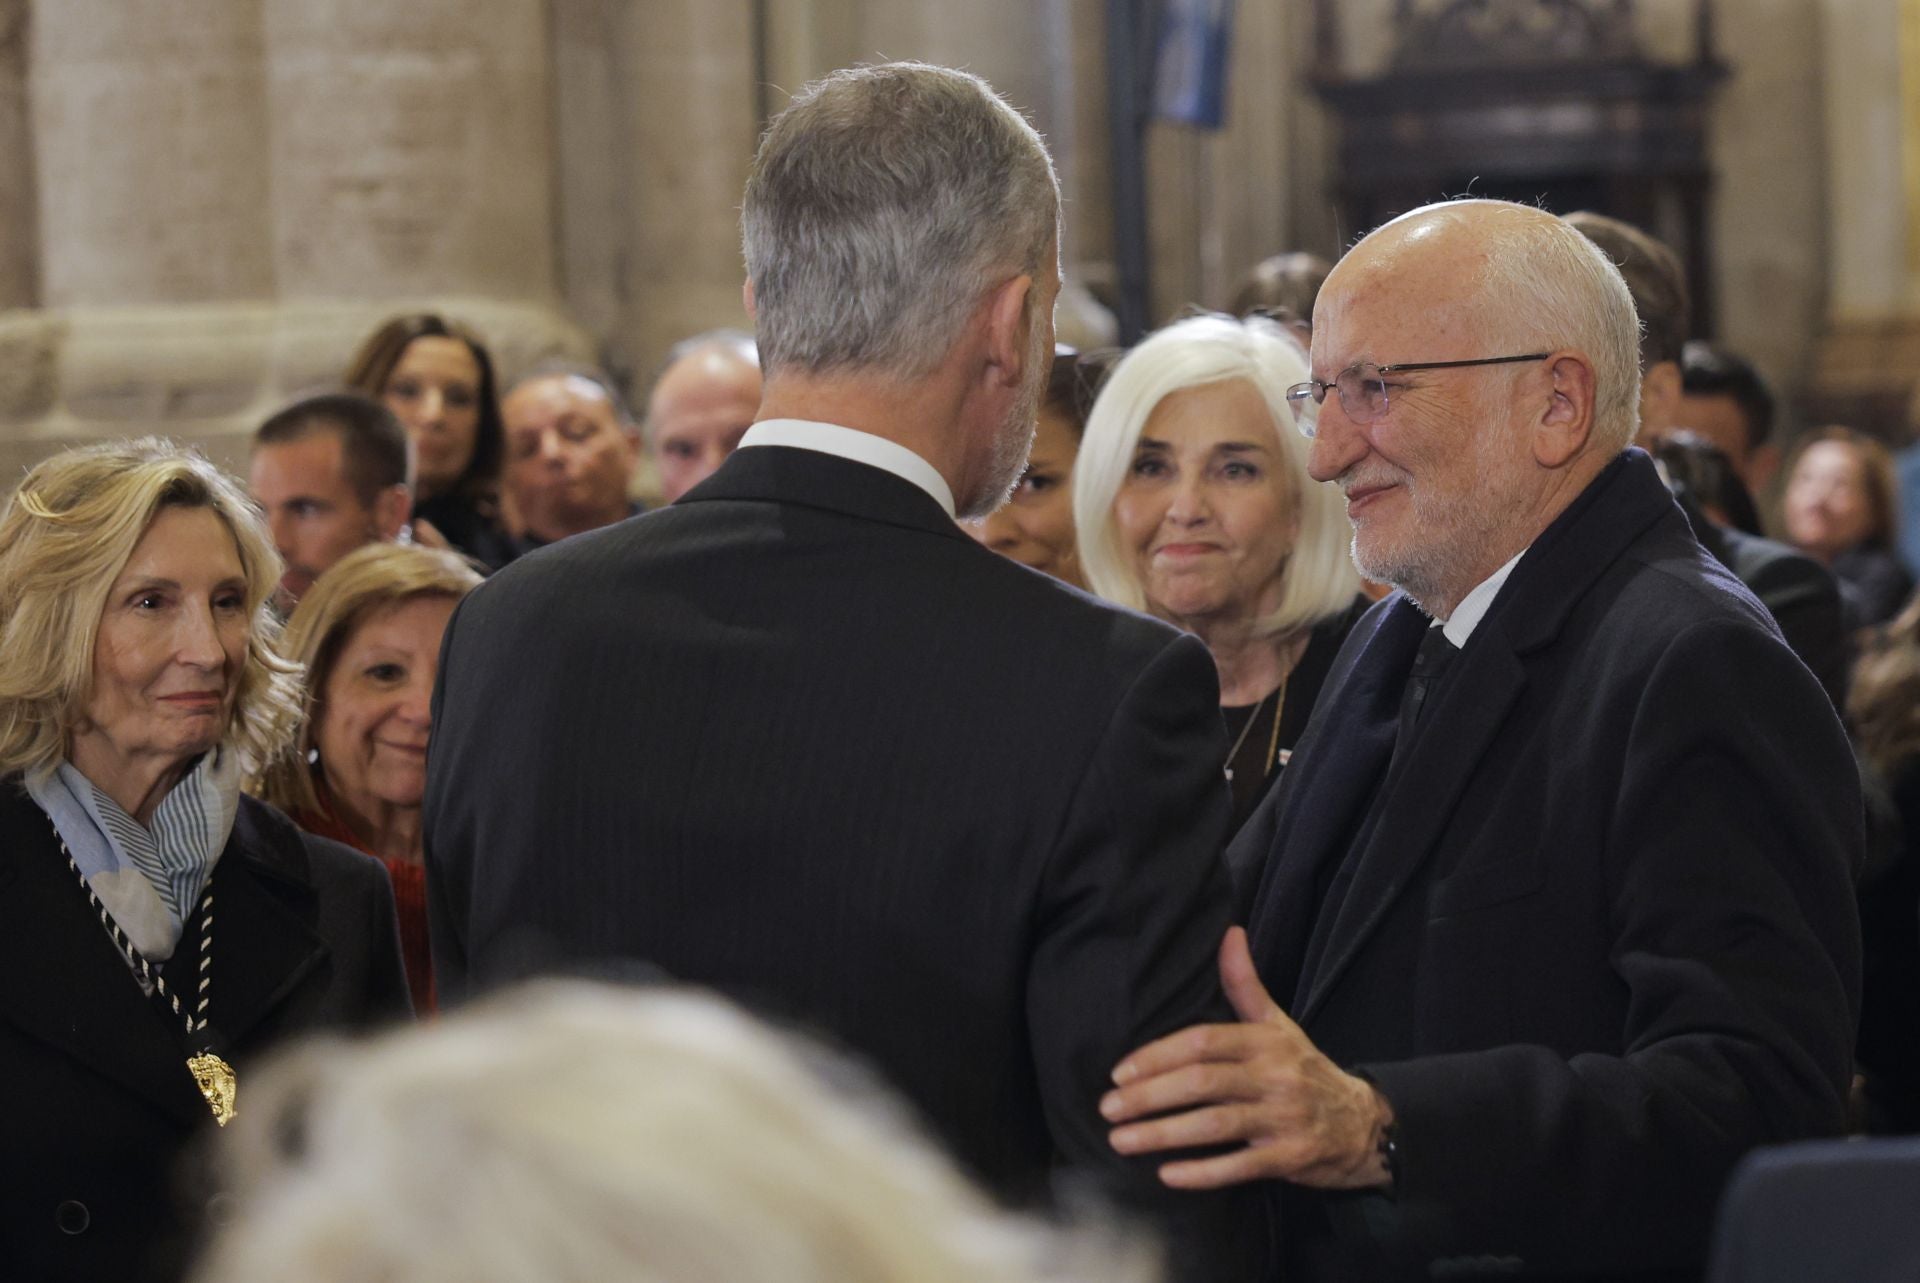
[196,981,1157,1283]
[1074,313,1365,834]
[0,439,409,1283]
[255,543,481,1013]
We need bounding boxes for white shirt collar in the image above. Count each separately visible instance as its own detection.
[738,419,956,518]
[1439,548,1526,648]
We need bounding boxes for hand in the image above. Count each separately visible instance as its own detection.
[409,517,452,550]
[1100,926,1394,1190]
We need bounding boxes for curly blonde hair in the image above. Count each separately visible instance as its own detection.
[252,542,481,816]
[0,438,303,780]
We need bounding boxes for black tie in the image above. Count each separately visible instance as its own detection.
[1395,626,1458,758]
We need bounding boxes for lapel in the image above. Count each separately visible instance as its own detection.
[678,443,976,546]
[1246,597,1426,1004]
[1289,450,1683,1025]
[0,783,206,1126]
[210,798,331,1048]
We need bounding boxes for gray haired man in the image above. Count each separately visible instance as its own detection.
[425,62,1268,1282]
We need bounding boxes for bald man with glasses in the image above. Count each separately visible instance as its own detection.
[1100,200,1861,1283]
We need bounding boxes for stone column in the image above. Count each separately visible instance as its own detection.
[0,0,37,310]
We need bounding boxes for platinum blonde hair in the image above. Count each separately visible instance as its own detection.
[742,62,1060,379]
[193,982,1159,1283]
[0,438,302,780]
[1072,313,1360,637]
[252,542,481,817]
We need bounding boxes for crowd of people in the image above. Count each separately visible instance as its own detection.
[1,57,1914,1283]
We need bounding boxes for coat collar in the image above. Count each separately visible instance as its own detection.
[676,443,974,546]
[0,786,329,1126]
[1260,450,1687,1023]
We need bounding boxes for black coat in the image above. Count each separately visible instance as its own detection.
[424,443,1270,1282]
[0,786,411,1283]
[1234,450,1862,1281]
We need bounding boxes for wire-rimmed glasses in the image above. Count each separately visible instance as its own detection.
[1284,353,1551,438]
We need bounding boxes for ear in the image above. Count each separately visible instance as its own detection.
[374,484,412,542]
[741,278,757,322]
[1636,360,1682,446]
[981,271,1038,391]
[1533,351,1596,469]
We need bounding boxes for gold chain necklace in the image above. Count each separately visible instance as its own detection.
[1223,675,1289,783]
[50,816,236,1126]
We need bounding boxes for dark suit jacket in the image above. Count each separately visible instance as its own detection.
[425,444,1268,1280]
[0,786,411,1283]
[1234,450,1862,1281]
[1707,1137,1920,1283]
[1683,497,1851,709]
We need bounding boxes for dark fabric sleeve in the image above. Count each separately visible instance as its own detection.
[1026,631,1273,1283]
[422,591,477,1006]
[1736,541,1852,710]
[1354,619,1862,1274]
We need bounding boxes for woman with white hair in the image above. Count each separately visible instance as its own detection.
[0,439,410,1282]
[1074,313,1365,834]
[192,982,1158,1283]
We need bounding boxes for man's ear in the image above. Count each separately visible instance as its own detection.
[742,278,757,322]
[1636,360,1682,446]
[1533,352,1596,469]
[374,484,413,542]
[981,272,1036,391]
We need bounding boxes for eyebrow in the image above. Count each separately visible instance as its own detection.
[1134,437,1266,454]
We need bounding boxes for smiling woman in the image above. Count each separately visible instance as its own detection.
[0,439,410,1282]
[253,541,483,1012]
[1074,314,1366,837]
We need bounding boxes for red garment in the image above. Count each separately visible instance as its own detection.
[293,794,436,1015]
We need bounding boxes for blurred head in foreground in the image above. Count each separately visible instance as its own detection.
[193,982,1155,1283]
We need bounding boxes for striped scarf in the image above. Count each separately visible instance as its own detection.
[28,750,241,964]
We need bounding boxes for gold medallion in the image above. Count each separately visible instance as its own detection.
[187,1051,238,1126]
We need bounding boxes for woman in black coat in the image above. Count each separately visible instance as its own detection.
[0,440,410,1282]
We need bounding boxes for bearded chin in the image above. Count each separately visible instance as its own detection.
[957,330,1048,521]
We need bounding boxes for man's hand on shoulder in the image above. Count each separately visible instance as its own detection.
[1101,926,1395,1191]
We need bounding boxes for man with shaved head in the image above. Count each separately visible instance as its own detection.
[645,330,761,502]
[1100,200,1860,1280]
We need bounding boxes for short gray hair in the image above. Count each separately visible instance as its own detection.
[742,62,1060,379]
[1467,203,1642,455]
[504,360,635,427]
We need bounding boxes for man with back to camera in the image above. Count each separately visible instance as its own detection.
[645,329,762,503]
[500,363,643,552]
[1098,199,1860,1281]
[423,62,1267,1281]
[249,390,413,611]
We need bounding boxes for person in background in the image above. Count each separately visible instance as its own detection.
[965,346,1092,589]
[1784,426,1914,630]
[644,329,762,503]
[1655,431,1765,536]
[248,390,413,612]
[1074,312,1364,839]
[1229,251,1333,337]
[343,314,518,569]
[0,439,409,1282]
[500,364,643,552]
[253,543,481,1014]
[1847,594,1920,1134]
[191,982,1158,1283]
[1678,340,1781,496]
[1569,209,1850,707]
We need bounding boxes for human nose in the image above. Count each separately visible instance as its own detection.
[1164,470,1211,525]
[1307,397,1366,484]
[974,507,1020,551]
[399,670,434,727]
[540,429,566,465]
[268,511,296,559]
[176,602,227,670]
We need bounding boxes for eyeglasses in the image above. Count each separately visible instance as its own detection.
[1285,353,1551,438]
